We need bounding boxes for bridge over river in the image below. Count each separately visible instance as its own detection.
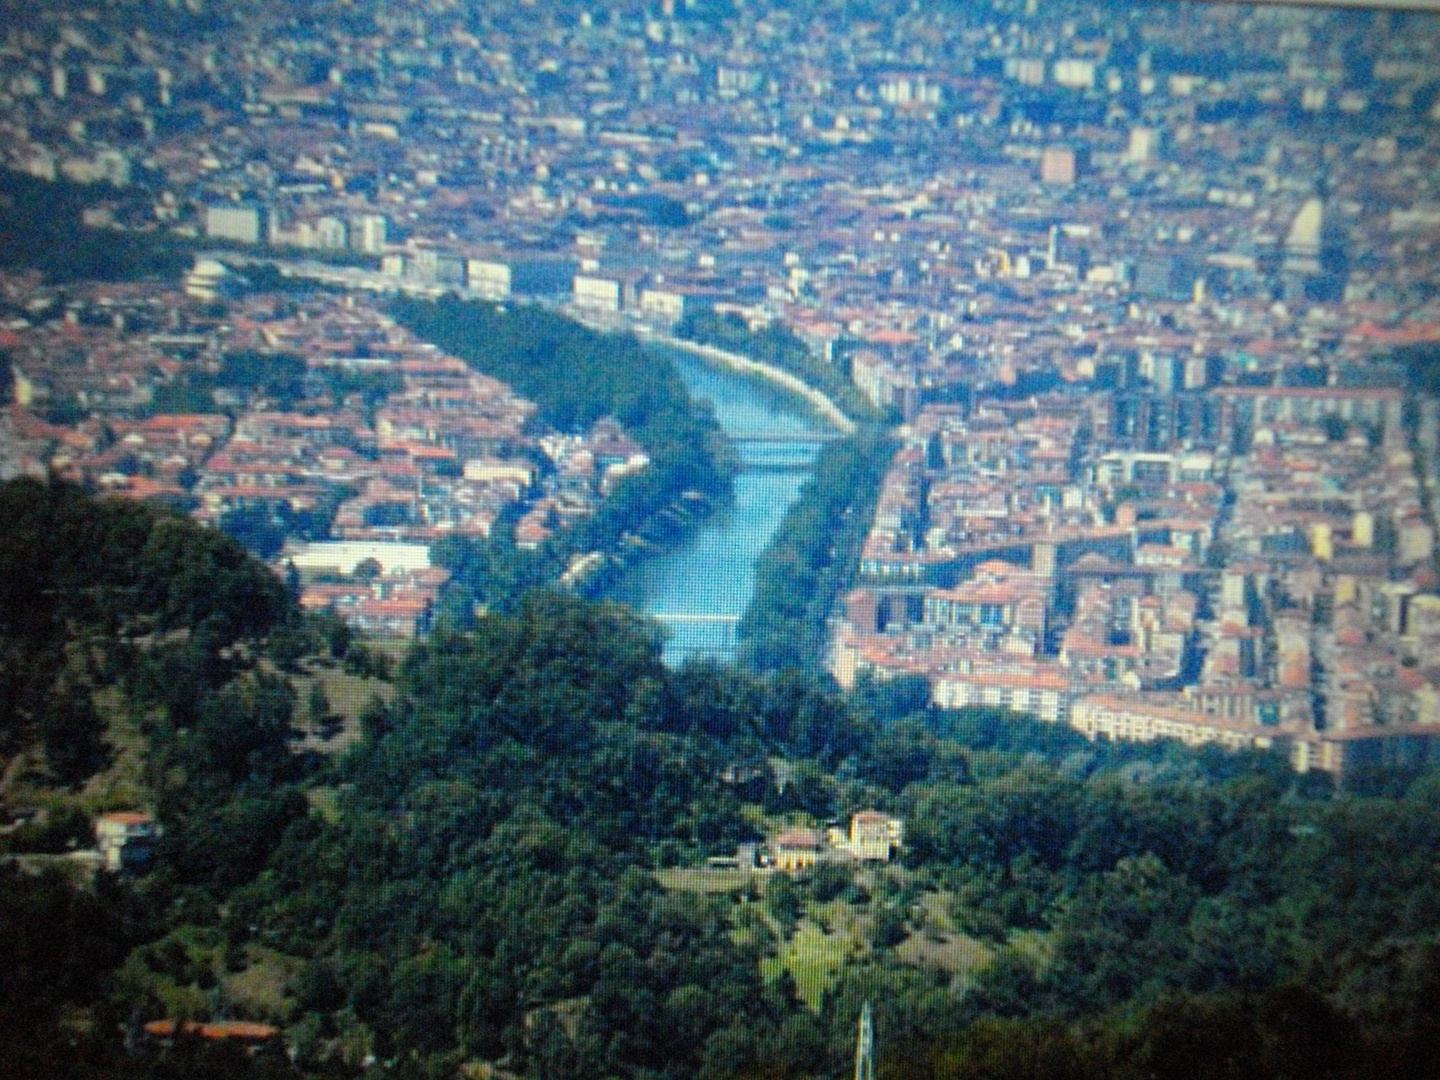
[648,612,742,651]
[609,348,840,665]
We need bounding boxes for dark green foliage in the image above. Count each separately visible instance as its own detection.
[807,862,856,904]
[0,479,288,779]
[766,874,802,933]
[870,904,910,949]
[857,719,944,792]
[217,506,289,560]
[206,594,1440,1078]
[142,349,314,421]
[307,681,331,727]
[228,597,790,1078]
[145,373,220,416]
[342,641,392,679]
[392,296,733,609]
[13,485,1440,1080]
[137,667,309,898]
[854,673,934,723]
[36,677,112,785]
[0,805,92,854]
[739,430,894,671]
[43,393,91,425]
[215,350,307,408]
[1116,986,1360,1080]
[321,366,404,419]
[0,169,188,284]
[597,192,693,227]
[0,864,155,1054]
[220,487,354,557]
[1397,343,1440,396]
[397,592,666,755]
[881,983,1418,1080]
[884,1017,1089,1080]
[931,706,1094,758]
[0,481,314,1074]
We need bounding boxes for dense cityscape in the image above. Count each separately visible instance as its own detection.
[6,0,1440,773]
[6,1,1440,1078]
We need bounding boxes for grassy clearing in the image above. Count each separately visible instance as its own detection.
[896,929,994,981]
[1,686,154,828]
[885,888,999,983]
[655,867,756,894]
[223,947,304,1024]
[366,634,411,666]
[1007,928,1056,970]
[761,919,852,1011]
[306,786,343,825]
[291,661,393,754]
[311,664,394,716]
[813,898,869,948]
[83,685,151,810]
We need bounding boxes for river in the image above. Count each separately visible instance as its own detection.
[610,349,834,665]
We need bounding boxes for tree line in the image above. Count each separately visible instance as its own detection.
[391,296,735,613]
[738,429,895,672]
[675,308,881,423]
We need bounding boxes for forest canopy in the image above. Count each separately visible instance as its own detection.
[391,296,734,610]
[6,487,1440,1080]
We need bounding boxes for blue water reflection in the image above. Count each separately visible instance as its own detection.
[611,350,832,665]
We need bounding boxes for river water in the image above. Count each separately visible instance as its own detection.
[610,349,832,665]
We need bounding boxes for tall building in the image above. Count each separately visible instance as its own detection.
[1052,58,1096,90]
[1282,197,1331,297]
[573,274,622,311]
[205,205,262,244]
[466,259,512,299]
[1286,198,1323,261]
[351,213,388,254]
[1009,57,1046,86]
[1128,126,1156,164]
[408,249,465,285]
[315,216,348,251]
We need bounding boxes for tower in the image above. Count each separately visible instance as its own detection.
[855,1002,874,1080]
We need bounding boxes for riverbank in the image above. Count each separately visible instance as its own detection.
[388,297,734,618]
[636,328,857,435]
[608,349,832,665]
[736,428,895,673]
[444,299,857,435]
[605,331,886,671]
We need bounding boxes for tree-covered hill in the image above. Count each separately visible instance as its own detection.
[145,592,1440,1080]
[1,478,290,785]
[0,479,310,1076]
[6,482,1440,1080]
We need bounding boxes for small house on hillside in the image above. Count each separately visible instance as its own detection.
[846,810,905,861]
[757,812,906,873]
[772,828,823,871]
[95,811,159,872]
